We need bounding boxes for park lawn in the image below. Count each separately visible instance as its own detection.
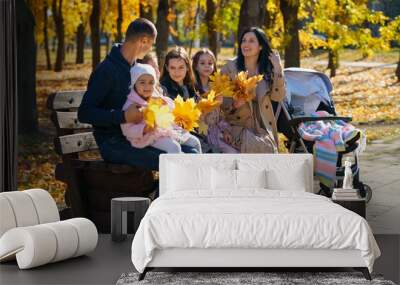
[19,48,400,206]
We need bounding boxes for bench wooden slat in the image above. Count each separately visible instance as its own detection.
[55,111,92,130]
[48,91,86,110]
[55,132,98,155]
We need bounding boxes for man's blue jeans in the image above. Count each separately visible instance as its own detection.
[97,135,199,171]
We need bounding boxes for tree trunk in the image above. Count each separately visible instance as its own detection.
[76,23,85,64]
[105,34,111,53]
[155,0,170,67]
[396,50,400,82]
[206,0,218,59]
[237,0,266,41]
[16,0,38,134]
[328,48,339,77]
[116,0,123,43]
[140,1,153,22]
[43,1,51,70]
[264,3,274,29]
[52,36,56,52]
[52,0,65,72]
[188,2,200,57]
[90,0,101,71]
[280,0,300,67]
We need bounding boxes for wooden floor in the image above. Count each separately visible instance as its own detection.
[0,234,398,285]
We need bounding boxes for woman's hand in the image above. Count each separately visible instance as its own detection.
[124,104,143,123]
[269,50,283,74]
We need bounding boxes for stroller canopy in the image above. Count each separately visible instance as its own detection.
[284,68,333,116]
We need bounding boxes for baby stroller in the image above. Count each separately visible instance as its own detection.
[274,67,372,202]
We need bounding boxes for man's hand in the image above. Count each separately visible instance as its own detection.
[124,104,143,123]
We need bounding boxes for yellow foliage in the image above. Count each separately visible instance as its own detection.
[231,71,263,102]
[197,91,221,115]
[209,72,235,98]
[143,98,174,129]
[173,96,201,132]
[197,120,209,136]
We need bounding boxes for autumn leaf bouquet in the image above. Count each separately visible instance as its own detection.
[172,96,202,132]
[143,94,221,133]
[142,98,175,131]
[209,71,263,102]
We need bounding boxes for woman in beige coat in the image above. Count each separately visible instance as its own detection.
[218,27,285,153]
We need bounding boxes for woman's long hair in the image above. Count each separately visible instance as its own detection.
[192,48,217,93]
[237,27,273,77]
[160,46,196,91]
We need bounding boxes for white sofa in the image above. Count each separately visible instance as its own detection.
[0,189,98,269]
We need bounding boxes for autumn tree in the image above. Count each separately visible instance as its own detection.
[43,0,52,69]
[306,0,387,77]
[140,0,154,22]
[156,0,170,66]
[90,0,100,70]
[206,0,218,58]
[52,0,65,71]
[280,0,300,67]
[116,0,123,42]
[380,15,400,81]
[263,0,284,50]
[75,1,90,64]
[238,0,266,40]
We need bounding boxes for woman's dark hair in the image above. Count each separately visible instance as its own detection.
[160,46,196,91]
[125,18,157,42]
[192,49,217,94]
[237,27,273,77]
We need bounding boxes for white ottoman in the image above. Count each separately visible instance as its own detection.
[0,189,98,269]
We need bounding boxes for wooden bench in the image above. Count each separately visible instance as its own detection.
[47,90,156,233]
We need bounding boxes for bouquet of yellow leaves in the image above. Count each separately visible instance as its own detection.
[196,90,221,115]
[143,98,174,130]
[209,71,263,103]
[209,71,234,98]
[231,71,263,102]
[173,96,201,132]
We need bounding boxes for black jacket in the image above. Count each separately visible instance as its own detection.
[160,76,198,101]
[78,44,131,142]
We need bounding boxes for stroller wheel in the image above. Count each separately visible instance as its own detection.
[361,183,373,203]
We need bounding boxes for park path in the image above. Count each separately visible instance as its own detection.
[360,136,400,234]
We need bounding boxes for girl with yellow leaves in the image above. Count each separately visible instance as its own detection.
[121,63,202,153]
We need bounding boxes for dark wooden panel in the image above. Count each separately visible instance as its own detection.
[333,200,366,218]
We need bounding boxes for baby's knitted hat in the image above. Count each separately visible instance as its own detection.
[130,63,157,89]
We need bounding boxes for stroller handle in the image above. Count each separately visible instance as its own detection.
[288,116,352,126]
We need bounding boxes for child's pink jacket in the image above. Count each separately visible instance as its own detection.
[121,90,177,148]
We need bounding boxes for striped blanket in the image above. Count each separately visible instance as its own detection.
[298,111,359,188]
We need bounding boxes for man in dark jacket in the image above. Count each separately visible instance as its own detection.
[78,18,199,171]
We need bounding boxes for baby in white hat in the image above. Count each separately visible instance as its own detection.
[121,63,202,153]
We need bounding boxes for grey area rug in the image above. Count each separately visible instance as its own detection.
[116,272,396,285]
